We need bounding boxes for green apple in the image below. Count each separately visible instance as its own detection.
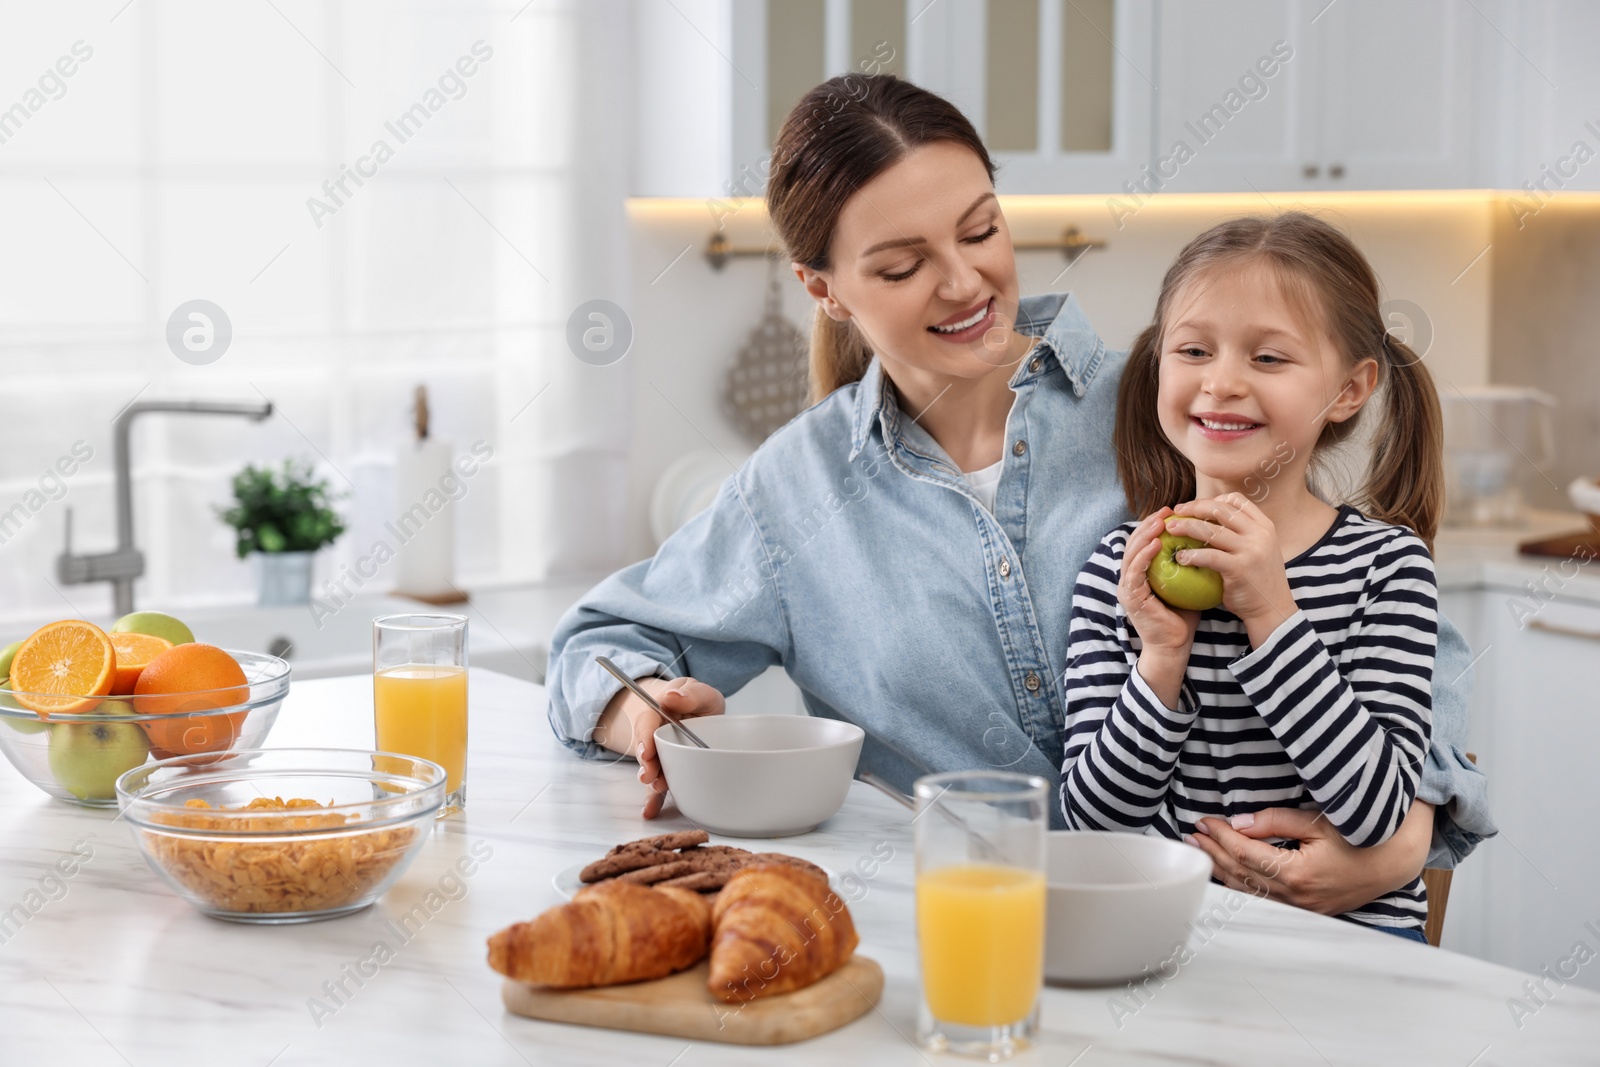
[111,611,194,646]
[0,686,48,734]
[47,700,151,801]
[0,641,49,734]
[0,638,21,681]
[1146,528,1225,612]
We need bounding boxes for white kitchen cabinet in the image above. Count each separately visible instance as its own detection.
[1150,0,1477,192]
[1309,0,1476,189]
[636,0,1158,198]
[1438,586,1600,992]
[637,0,1528,197]
[1474,0,1600,194]
[1147,0,1312,192]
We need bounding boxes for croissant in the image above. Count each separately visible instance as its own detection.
[487,881,712,988]
[708,861,858,1004]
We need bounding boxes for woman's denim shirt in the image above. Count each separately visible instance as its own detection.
[547,293,1494,866]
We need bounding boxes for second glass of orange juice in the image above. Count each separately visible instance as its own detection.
[373,613,467,816]
[914,770,1048,1059]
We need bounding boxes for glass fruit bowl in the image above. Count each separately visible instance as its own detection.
[0,649,290,807]
[116,748,444,923]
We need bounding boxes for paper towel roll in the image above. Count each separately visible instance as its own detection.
[391,437,459,600]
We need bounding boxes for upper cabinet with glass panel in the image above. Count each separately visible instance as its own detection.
[638,0,1546,201]
[737,0,1152,196]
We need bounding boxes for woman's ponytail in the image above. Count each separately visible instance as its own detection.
[808,309,875,403]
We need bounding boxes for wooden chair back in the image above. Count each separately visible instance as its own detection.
[1420,752,1478,947]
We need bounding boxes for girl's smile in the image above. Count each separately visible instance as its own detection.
[1189,411,1265,441]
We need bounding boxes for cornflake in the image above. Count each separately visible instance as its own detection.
[143,796,418,914]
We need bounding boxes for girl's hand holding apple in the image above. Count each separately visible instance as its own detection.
[1118,508,1202,709]
[1164,494,1300,648]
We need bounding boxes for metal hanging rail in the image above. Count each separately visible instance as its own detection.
[703,226,1107,271]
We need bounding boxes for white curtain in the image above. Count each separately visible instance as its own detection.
[0,0,636,624]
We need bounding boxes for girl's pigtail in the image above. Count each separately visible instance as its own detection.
[1113,323,1195,519]
[1359,335,1444,552]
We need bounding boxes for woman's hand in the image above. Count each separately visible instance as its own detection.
[1165,495,1299,648]
[1187,800,1435,915]
[593,675,725,818]
[1120,509,1201,708]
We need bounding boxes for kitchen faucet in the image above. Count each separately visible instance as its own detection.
[57,399,274,616]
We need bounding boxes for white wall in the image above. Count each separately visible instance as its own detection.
[619,191,1496,563]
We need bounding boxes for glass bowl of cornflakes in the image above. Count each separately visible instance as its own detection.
[116,748,445,923]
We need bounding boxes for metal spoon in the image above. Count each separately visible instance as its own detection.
[859,771,917,812]
[594,656,711,750]
[858,772,1005,863]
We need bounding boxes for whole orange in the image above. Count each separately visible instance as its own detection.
[134,644,250,756]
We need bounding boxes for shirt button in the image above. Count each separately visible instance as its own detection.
[999,557,1011,578]
[1024,671,1040,692]
[1029,357,1041,373]
[1013,439,1027,457]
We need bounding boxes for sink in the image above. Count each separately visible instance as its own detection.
[180,597,424,680]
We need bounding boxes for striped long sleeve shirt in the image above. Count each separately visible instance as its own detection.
[1059,506,1437,931]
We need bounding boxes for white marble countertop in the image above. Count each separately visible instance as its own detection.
[2,669,1596,1066]
[1434,509,1600,605]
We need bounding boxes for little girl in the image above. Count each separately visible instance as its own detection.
[1059,211,1442,939]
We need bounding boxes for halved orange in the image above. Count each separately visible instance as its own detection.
[9,620,117,716]
[109,631,173,694]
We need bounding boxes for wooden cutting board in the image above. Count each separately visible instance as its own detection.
[1518,528,1600,558]
[501,956,883,1046]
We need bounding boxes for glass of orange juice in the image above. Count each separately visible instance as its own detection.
[914,770,1048,1059]
[373,613,468,817]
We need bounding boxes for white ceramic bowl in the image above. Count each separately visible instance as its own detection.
[1044,831,1213,985]
[654,714,865,837]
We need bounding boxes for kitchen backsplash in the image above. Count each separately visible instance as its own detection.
[1490,197,1600,510]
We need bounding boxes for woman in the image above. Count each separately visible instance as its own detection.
[547,75,1493,915]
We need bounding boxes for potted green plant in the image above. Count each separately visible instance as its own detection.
[217,459,346,606]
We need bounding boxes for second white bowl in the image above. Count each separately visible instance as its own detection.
[654,714,865,837]
[1044,830,1213,985]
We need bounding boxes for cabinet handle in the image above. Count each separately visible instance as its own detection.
[1329,163,1346,178]
[1303,163,1320,179]
[1528,618,1600,642]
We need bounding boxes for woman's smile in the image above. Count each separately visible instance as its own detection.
[927,297,996,342]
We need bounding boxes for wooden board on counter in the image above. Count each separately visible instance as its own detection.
[1517,528,1600,559]
[501,956,883,1046]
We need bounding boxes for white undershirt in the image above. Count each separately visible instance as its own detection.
[959,391,1019,513]
[963,458,1005,512]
